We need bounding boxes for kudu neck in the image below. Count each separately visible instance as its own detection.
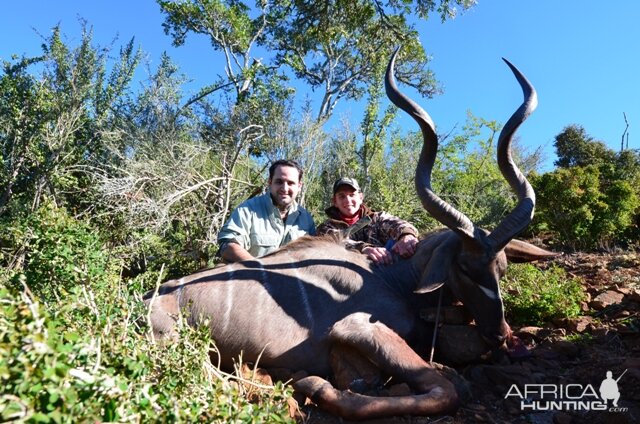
[373,257,422,299]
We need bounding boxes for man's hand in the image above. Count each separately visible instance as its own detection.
[362,246,393,265]
[392,234,418,258]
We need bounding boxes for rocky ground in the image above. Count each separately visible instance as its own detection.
[294,250,640,424]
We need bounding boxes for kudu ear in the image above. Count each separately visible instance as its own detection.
[415,237,458,294]
[504,239,561,263]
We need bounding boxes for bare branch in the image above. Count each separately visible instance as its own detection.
[622,112,630,152]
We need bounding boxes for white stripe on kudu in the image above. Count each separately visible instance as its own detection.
[222,264,236,333]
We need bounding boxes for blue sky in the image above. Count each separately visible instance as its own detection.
[2,1,639,171]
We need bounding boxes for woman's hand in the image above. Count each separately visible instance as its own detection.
[362,246,393,265]
[392,234,418,258]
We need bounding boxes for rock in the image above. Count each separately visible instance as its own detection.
[616,287,640,302]
[507,406,521,415]
[435,324,490,365]
[565,316,594,333]
[507,335,532,359]
[602,413,634,424]
[615,309,631,318]
[622,357,640,368]
[515,326,545,339]
[580,301,591,312]
[590,290,624,310]
[473,413,488,422]
[532,347,561,360]
[538,328,567,339]
[528,411,556,424]
[615,322,638,334]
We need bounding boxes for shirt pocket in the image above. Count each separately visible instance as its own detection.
[250,233,281,249]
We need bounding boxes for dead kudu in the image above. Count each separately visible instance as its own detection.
[144,49,556,420]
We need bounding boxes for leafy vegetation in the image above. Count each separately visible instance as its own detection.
[532,166,639,250]
[1,203,110,303]
[156,0,473,121]
[501,264,586,326]
[0,260,294,423]
[530,125,640,250]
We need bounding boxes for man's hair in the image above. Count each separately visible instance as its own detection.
[268,159,304,181]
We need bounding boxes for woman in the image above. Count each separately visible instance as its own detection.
[316,177,419,264]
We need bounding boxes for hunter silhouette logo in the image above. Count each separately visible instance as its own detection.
[505,369,629,412]
[599,369,626,407]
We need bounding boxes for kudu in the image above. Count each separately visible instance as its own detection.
[144,48,556,420]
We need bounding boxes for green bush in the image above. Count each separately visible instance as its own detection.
[0,275,294,423]
[501,263,585,326]
[531,165,639,250]
[1,203,110,302]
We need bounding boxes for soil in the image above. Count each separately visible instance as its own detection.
[294,250,640,424]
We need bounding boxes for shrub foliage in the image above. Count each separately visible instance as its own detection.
[501,264,585,326]
[0,272,294,423]
[529,124,640,250]
[1,203,110,302]
[531,166,639,250]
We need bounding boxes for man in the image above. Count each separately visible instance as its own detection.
[217,159,316,263]
[316,177,419,264]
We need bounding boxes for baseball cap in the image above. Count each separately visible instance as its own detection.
[332,177,360,194]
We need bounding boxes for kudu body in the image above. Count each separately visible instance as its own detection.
[145,49,556,420]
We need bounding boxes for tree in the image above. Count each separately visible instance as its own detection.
[554,124,615,168]
[157,0,475,123]
[269,0,438,122]
[91,51,335,271]
[90,53,263,272]
[531,124,640,248]
[531,166,638,250]
[0,57,49,215]
[0,24,139,217]
[353,112,542,233]
[356,71,397,194]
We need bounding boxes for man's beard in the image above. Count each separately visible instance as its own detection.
[272,193,293,211]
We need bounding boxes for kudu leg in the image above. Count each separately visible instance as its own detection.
[329,344,383,393]
[293,313,458,419]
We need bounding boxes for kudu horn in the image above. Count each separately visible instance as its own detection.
[385,47,538,250]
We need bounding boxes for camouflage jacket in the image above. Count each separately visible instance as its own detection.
[316,204,419,253]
